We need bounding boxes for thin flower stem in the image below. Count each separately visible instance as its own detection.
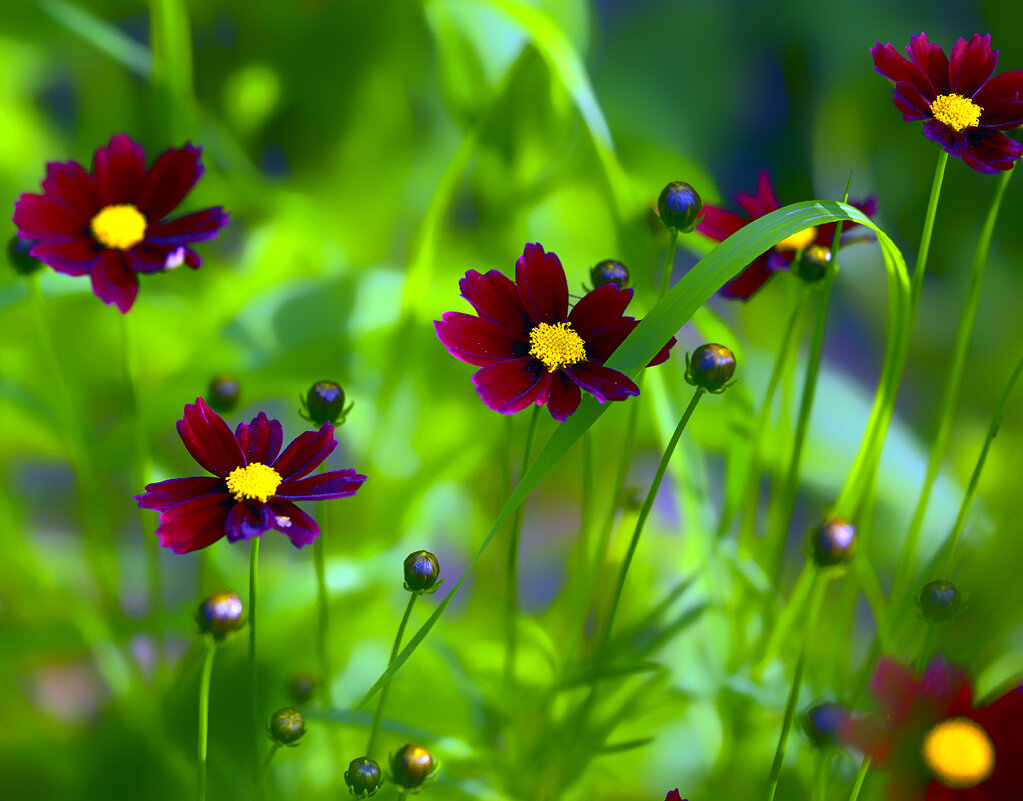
[197,637,216,801]
[367,592,418,758]
[315,465,332,706]
[811,749,828,801]
[504,404,541,687]
[260,742,281,783]
[397,793,409,801]
[848,758,871,801]
[910,149,948,313]
[892,166,1012,603]
[765,569,826,801]
[581,431,594,562]
[658,230,679,299]
[249,536,261,795]
[592,394,640,579]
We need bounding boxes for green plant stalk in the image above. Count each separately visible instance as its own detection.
[848,758,871,801]
[315,464,332,705]
[367,593,417,758]
[504,404,541,687]
[148,0,196,139]
[581,431,594,562]
[910,150,949,313]
[249,536,261,796]
[891,166,1013,602]
[812,750,828,801]
[260,743,281,783]
[765,569,826,801]
[658,230,679,298]
[197,637,216,801]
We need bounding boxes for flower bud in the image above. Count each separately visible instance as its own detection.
[657,181,703,233]
[345,756,383,797]
[403,550,441,593]
[7,236,43,276]
[684,343,736,393]
[918,580,964,623]
[207,374,241,414]
[589,259,629,289]
[802,702,848,747]
[288,673,317,705]
[197,591,244,640]
[391,744,436,790]
[268,707,306,745]
[795,244,832,283]
[300,380,351,426]
[808,517,857,567]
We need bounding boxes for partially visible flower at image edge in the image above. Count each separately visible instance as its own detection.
[870,32,1023,174]
[841,656,1023,799]
[665,790,687,801]
[435,242,675,421]
[697,171,877,300]
[12,133,230,312]
[135,398,366,553]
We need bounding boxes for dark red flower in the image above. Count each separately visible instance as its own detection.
[870,33,1023,173]
[12,134,229,312]
[665,791,686,801]
[435,243,675,421]
[135,399,366,553]
[842,657,1023,799]
[697,172,877,300]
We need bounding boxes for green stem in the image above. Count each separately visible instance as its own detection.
[812,749,828,801]
[249,536,261,794]
[765,569,825,801]
[260,742,281,783]
[147,0,196,139]
[367,593,417,758]
[581,430,594,561]
[892,165,1011,602]
[658,230,679,299]
[848,758,871,801]
[315,463,331,706]
[504,404,541,687]
[397,793,409,801]
[197,637,216,801]
[592,394,640,579]
[910,149,948,313]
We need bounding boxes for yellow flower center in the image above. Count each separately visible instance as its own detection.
[225,462,282,503]
[90,204,147,250]
[775,226,818,252]
[529,322,587,372]
[930,93,983,131]
[922,718,995,788]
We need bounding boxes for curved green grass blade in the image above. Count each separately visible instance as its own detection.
[344,200,909,720]
[38,0,153,76]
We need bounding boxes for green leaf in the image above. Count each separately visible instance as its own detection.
[38,0,153,76]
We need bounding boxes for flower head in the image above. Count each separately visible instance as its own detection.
[12,134,230,312]
[207,374,241,414]
[197,591,244,639]
[697,172,877,300]
[390,744,437,791]
[403,550,441,594]
[345,756,383,797]
[808,517,857,567]
[919,580,965,623]
[135,398,366,553]
[435,243,675,421]
[664,791,687,801]
[803,702,849,747]
[842,657,1023,799]
[589,259,629,289]
[300,380,352,426]
[657,181,703,232]
[268,707,306,745]
[870,33,1023,173]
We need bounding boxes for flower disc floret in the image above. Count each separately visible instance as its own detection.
[226,462,282,502]
[930,93,983,131]
[922,718,995,788]
[529,322,587,372]
[90,204,147,250]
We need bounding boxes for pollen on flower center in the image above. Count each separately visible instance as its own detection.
[931,93,984,131]
[775,226,818,252]
[529,322,587,372]
[225,462,282,503]
[90,204,147,250]
[922,718,995,788]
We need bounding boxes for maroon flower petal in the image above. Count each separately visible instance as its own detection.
[145,207,230,246]
[585,319,636,361]
[973,69,1023,108]
[566,361,639,403]
[735,172,780,219]
[567,284,633,339]
[268,500,320,548]
[135,476,226,512]
[720,256,774,300]
[89,249,139,313]
[41,161,101,215]
[435,312,523,366]
[949,34,998,98]
[225,501,275,543]
[648,335,676,367]
[127,243,178,274]
[93,134,147,204]
[665,791,683,801]
[134,143,204,221]
[234,412,284,466]
[541,372,581,421]
[471,356,546,414]
[13,193,87,239]
[973,687,1023,794]
[155,493,233,554]
[29,239,98,276]
[272,424,336,480]
[176,397,248,477]
[697,205,749,242]
[978,96,1023,130]
[839,714,894,763]
[892,81,935,120]
[276,468,367,501]
[962,129,1023,173]
[906,33,950,95]
[458,269,531,334]
[923,120,968,157]
[871,41,936,99]
[515,242,569,324]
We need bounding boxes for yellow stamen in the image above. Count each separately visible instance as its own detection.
[90,204,147,250]
[931,93,983,131]
[922,718,995,788]
[225,462,282,503]
[528,321,587,373]
[775,226,818,252]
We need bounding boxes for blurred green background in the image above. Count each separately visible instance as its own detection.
[2,0,1022,799]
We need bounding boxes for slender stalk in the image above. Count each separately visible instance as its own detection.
[249,536,261,793]
[910,149,948,312]
[197,637,216,801]
[848,758,871,801]
[504,404,541,687]
[765,569,826,801]
[658,230,679,299]
[592,395,640,578]
[260,743,281,782]
[892,165,1011,602]
[315,465,331,705]
[581,431,594,561]
[367,593,418,757]
[811,750,828,801]
[397,793,409,801]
